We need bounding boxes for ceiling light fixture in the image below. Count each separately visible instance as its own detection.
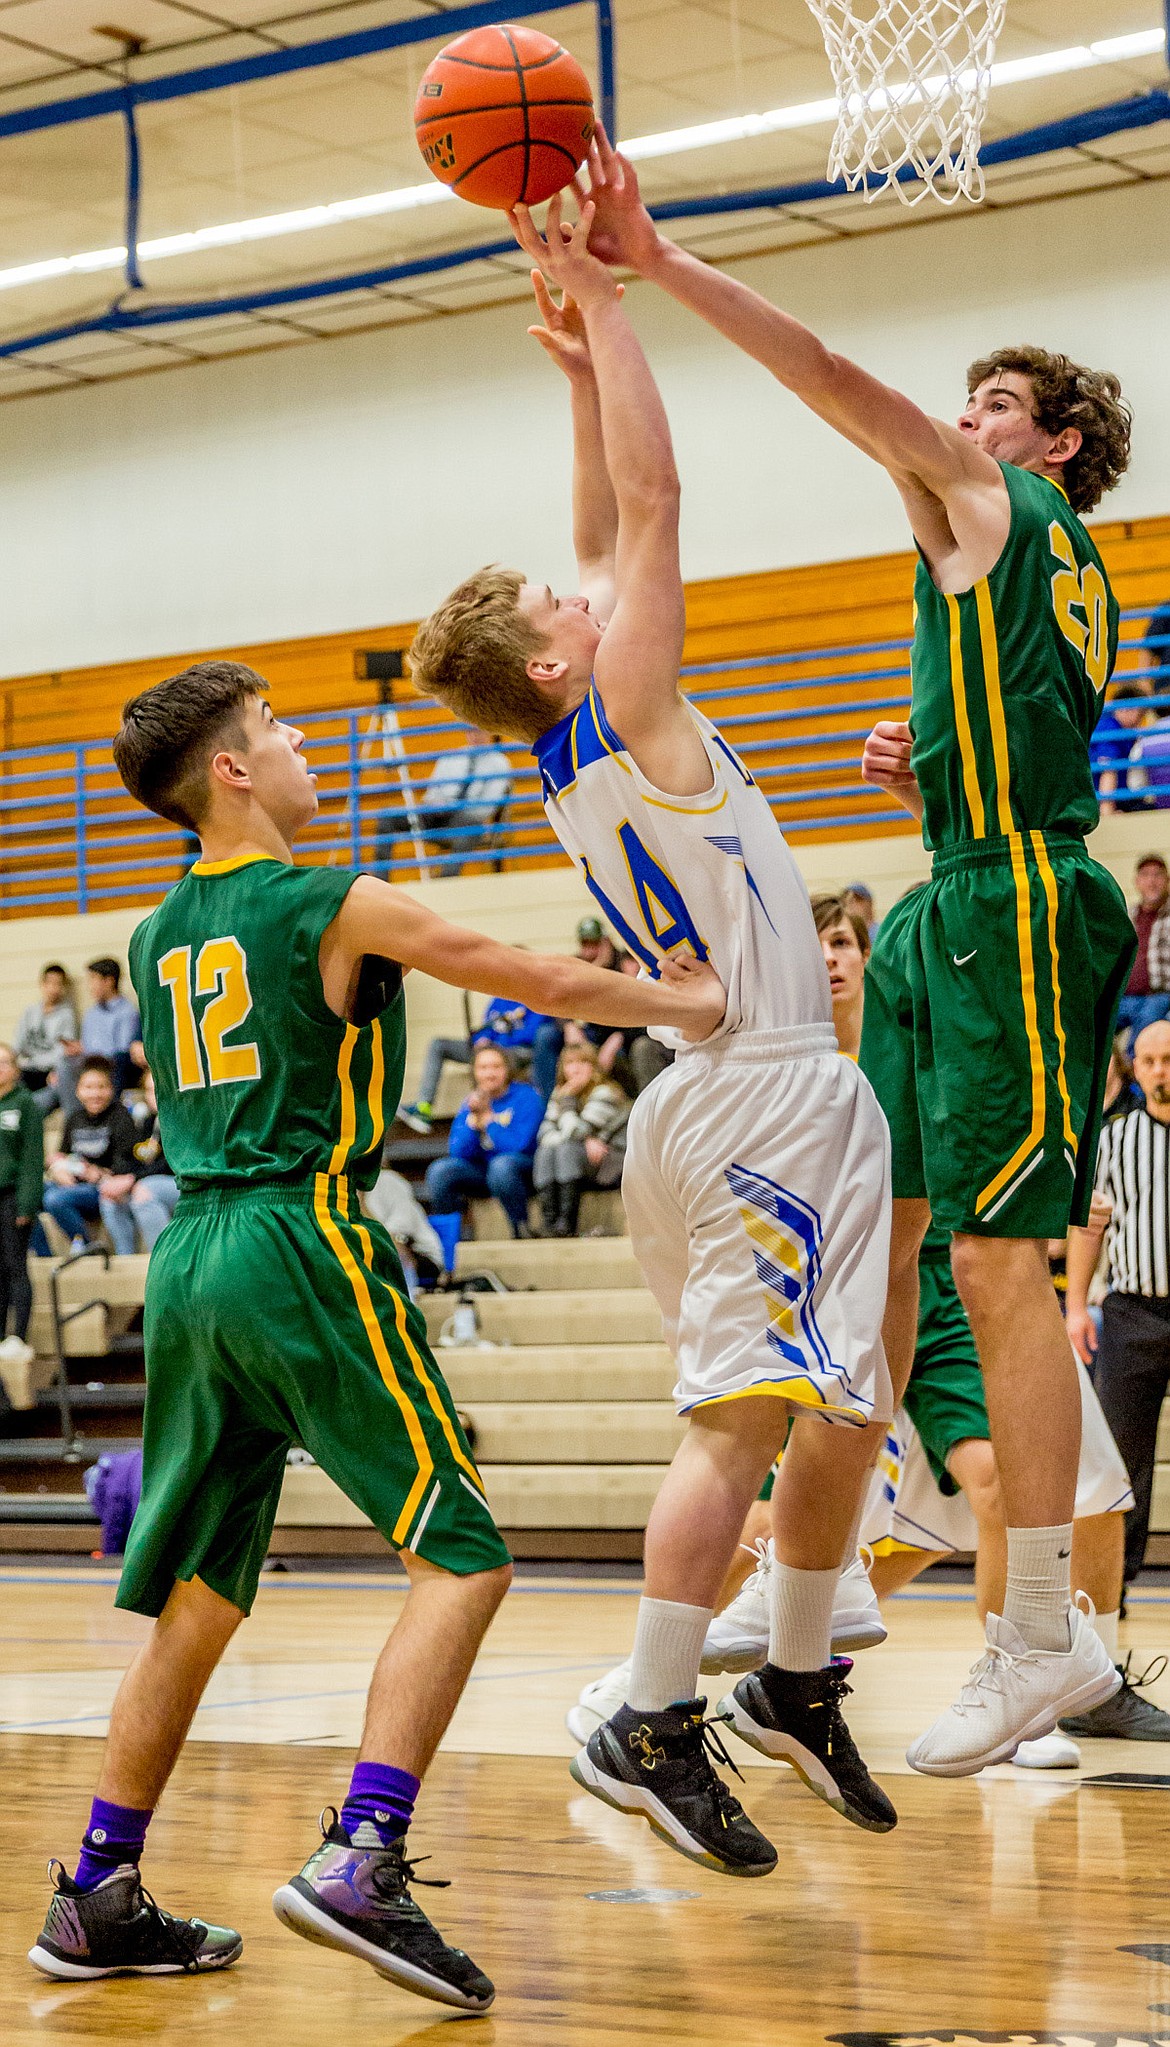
[0,26,1160,298]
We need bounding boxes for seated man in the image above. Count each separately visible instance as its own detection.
[13,963,79,1111]
[422,1045,543,1239]
[128,1070,180,1252]
[79,958,144,1099]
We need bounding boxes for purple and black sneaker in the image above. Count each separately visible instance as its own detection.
[272,1810,494,2013]
[29,1861,242,1979]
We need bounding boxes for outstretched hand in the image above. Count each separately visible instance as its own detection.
[527,269,620,378]
[573,122,662,274]
[509,193,620,310]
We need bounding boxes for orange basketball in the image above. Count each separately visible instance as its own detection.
[414,24,595,210]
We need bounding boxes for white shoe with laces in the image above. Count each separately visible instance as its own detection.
[906,1600,1121,1778]
[699,1539,887,1675]
[565,1658,632,1746]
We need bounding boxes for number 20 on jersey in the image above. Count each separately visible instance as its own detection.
[158,939,261,1090]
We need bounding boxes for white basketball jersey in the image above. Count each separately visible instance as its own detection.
[533,684,831,1045]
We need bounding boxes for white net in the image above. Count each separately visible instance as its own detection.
[804,0,1008,205]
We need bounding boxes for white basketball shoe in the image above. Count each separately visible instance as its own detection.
[699,1540,887,1676]
[565,1659,632,1746]
[906,1601,1121,1777]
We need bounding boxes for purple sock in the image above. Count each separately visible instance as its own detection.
[340,1761,419,1847]
[73,1797,153,1892]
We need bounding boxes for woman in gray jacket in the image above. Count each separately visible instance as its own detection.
[532,1043,630,1237]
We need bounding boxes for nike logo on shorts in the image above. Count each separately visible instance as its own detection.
[953,950,977,966]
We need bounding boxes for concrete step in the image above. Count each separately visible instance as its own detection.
[438,1345,672,1403]
[455,1235,644,1291]
[463,1190,626,1241]
[277,1461,664,1531]
[420,1288,661,1348]
[459,1401,683,1464]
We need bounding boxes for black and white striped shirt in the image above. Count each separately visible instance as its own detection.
[1096,1108,1170,1302]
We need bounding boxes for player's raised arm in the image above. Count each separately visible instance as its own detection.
[579,128,1000,515]
[527,270,619,620]
[511,196,694,769]
[326,874,725,1043]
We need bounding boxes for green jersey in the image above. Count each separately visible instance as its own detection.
[910,462,1118,851]
[129,853,403,1193]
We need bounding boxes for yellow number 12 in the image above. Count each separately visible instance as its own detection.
[158,938,262,1091]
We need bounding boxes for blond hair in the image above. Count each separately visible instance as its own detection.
[409,566,557,741]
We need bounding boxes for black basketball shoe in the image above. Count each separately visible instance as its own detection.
[569,1697,777,1877]
[718,1658,897,1834]
[272,1811,494,2013]
[29,1861,242,1979]
[1060,1654,1170,1740]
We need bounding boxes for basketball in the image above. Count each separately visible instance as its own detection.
[414,24,595,211]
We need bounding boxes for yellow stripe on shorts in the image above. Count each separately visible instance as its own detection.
[1030,830,1076,1154]
[313,1170,433,1545]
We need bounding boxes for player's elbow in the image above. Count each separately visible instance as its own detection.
[621,471,681,523]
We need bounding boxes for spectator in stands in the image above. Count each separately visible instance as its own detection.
[42,1055,139,1254]
[422,1044,543,1238]
[532,1044,630,1237]
[128,1069,179,1252]
[843,882,879,941]
[532,916,623,1099]
[1103,1036,1144,1121]
[78,958,143,1098]
[1116,855,1170,1049]
[607,949,673,1097]
[1122,607,1170,809]
[0,1042,43,1404]
[13,963,79,1111]
[1095,676,1157,816]
[399,992,550,1134]
[376,729,512,877]
[1067,1020,1170,1586]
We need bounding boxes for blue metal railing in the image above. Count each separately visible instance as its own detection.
[0,620,1165,916]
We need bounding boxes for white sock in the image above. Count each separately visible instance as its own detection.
[768,1561,839,1672]
[626,1597,712,1712]
[1091,1606,1120,1661]
[1003,1524,1073,1652]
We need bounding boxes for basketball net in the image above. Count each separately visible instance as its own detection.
[804,0,1008,205]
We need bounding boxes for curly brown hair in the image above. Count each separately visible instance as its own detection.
[966,346,1131,515]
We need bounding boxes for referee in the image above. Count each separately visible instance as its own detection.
[1067,1020,1170,1584]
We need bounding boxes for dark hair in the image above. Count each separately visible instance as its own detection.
[472,1043,514,1078]
[112,660,267,832]
[811,891,871,959]
[79,1055,115,1081]
[41,962,68,980]
[86,957,121,988]
[1137,853,1168,874]
[965,346,1131,514]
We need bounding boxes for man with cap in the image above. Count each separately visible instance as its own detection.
[531,917,624,1099]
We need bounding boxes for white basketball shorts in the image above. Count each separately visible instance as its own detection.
[621,1024,892,1423]
[862,1359,1136,1554]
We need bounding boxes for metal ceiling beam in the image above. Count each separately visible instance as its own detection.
[0,0,609,139]
[1,86,1166,366]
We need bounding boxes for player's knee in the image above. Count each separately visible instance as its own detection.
[948,1437,1002,1525]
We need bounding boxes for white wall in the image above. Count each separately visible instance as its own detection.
[0,176,1167,680]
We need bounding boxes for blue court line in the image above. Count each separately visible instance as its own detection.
[0,1658,613,1735]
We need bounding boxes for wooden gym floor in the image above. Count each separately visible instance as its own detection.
[4,1563,1170,2046]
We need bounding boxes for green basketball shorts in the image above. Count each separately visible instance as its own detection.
[117,1176,509,1619]
[902,1239,987,1493]
[860,831,1134,1239]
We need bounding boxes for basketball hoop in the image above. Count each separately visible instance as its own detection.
[803,0,1008,205]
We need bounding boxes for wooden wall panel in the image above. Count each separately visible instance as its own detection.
[1,514,1167,919]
